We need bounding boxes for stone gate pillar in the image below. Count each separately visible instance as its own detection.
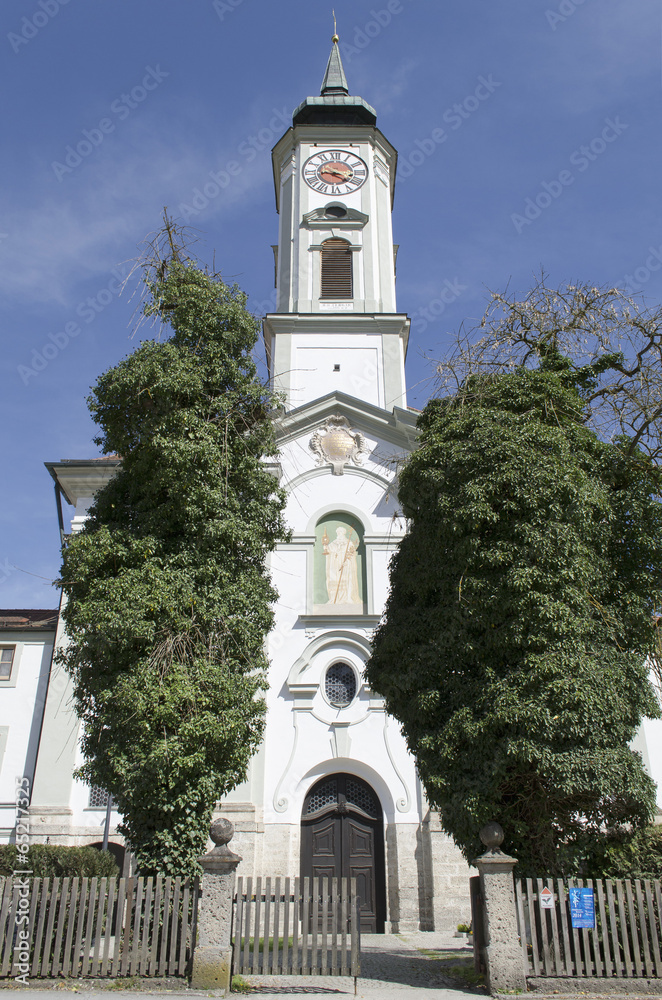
[191,817,241,994]
[473,822,526,996]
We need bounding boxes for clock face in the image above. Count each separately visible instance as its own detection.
[302,149,368,195]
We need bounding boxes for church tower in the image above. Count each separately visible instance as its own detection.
[263,35,410,412]
[221,37,474,934]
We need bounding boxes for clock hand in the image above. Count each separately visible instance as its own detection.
[322,168,352,180]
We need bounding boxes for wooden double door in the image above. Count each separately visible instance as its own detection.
[301,773,386,933]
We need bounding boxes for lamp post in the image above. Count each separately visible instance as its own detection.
[102,793,114,851]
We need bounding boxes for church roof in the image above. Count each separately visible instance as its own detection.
[293,38,377,127]
[0,609,58,630]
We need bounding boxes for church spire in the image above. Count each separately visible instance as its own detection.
[320,30,349,96]
[291,22,376,127]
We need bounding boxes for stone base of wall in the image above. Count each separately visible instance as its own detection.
[385,821,429,932]
[27,806,125,848]
[26,805,129,873]
[213,807,300,884]
[27,805,74,841]
[426,811,475,934]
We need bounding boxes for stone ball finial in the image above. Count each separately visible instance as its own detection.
[209,817,234,846]
[479,821,504,850]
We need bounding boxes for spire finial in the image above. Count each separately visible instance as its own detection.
[332,9,339,43]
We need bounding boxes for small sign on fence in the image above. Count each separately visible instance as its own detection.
[569,887,595,928]
[540,886,554,909]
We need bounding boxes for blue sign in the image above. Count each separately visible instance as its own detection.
[569,887,595,929]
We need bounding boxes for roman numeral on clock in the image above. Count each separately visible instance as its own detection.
[302,150,368,193]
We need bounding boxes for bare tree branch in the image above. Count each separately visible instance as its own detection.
[435,275,662,461]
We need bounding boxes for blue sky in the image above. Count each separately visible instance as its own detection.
[1,0,661,608]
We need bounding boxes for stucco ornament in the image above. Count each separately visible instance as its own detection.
[309,415,367,475]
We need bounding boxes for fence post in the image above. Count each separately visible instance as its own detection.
[190,817,242,994]
[473,822,527,996]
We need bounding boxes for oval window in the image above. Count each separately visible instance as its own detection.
[325,662,357,707]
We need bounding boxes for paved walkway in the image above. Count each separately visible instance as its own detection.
[240,931,480,997]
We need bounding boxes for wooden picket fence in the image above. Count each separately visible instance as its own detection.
[232,876,361,978]
[515,877,662,979]
[0,875,199,979]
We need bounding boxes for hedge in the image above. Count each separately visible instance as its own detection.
[599,825,662,880]
[0,844,119,878]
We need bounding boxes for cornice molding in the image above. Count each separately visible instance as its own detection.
[302,207,369,229]
[263,311,411,361]
[273,390,418,451]
[45,460,120,507]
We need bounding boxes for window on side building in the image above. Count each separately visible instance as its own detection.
[0,646,15,681]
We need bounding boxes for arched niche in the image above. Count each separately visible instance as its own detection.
[313,512,366,615]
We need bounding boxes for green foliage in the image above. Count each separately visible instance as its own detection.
[367,357,662,876]
[0,844,118,877]
[57,222,288,877]
[231,974,254,993]
[586,824,662,879]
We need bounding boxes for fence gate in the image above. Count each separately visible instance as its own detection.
[232,876,360,978]
[515,877,662,980]
[0,875,199,979]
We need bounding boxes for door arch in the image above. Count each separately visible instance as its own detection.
[301,773,386,933]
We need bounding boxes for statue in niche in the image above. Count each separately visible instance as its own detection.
[322,526,361,610]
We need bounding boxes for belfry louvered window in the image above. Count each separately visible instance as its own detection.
[320,238,353,299]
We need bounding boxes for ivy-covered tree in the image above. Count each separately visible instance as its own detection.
[366,284,662,875]
[58,220,288,876]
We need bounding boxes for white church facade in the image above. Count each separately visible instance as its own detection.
[2,38,661,934]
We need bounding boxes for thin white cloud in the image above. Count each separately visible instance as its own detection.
[0,118,271,306]
[537,1,660,115]
[354,57,420,114]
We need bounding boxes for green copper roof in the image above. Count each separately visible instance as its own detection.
[321,40,348,95]
[292,38,377,127]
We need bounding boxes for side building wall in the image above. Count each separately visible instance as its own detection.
[0,613,57,843]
